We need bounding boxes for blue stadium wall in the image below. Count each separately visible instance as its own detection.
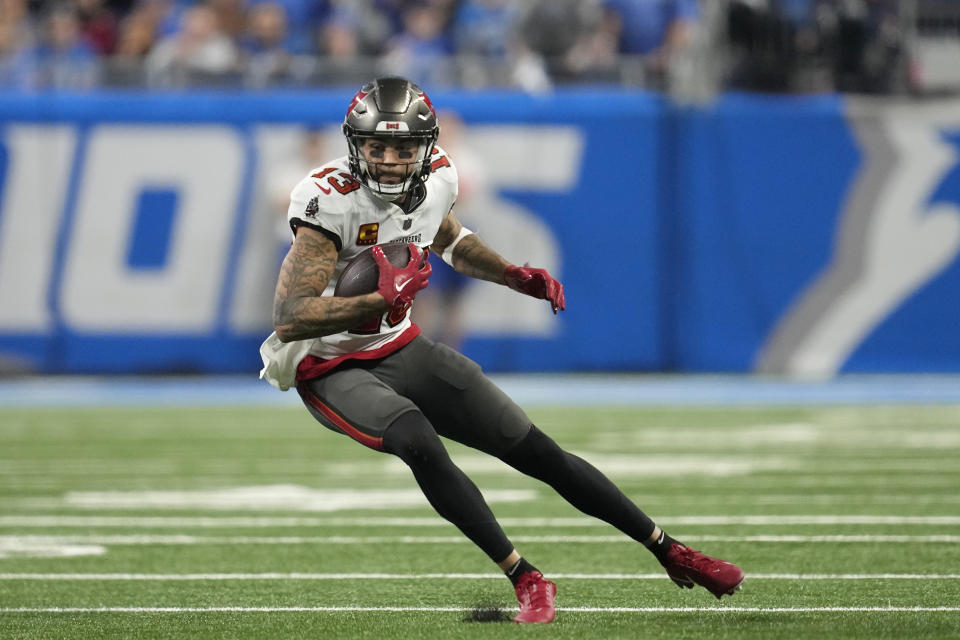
[0,90,958,376]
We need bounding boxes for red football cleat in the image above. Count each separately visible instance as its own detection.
[513,570,557,623]
[660,543,744,599]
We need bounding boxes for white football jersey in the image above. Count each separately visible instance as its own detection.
[259,146,458,390]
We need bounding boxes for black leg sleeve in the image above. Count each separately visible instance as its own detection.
[383,411,514,563]
[501,425,657,543]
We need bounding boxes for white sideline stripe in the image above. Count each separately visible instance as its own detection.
[3,534,960,545]
[11,494,960,507]
[4,515,960,527]
[1,606,958,614]
[1,572,959,581]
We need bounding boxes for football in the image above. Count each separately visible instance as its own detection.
[333,243,425,297]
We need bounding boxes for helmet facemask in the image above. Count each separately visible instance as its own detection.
[345,131,436,202]
[342,77,440,202]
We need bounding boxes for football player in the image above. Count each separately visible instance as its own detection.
[260,76,743,623]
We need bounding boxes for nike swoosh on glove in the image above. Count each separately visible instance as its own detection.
[373,243,431,323]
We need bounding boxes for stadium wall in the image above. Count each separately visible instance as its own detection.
[0,91,957,376]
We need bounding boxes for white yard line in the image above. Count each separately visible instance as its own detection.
[3,534,960,545]
[1,572,959,581]
[0,606,958,614]
[2,515,960,528]
[9,494,960,510]
[5,462,960,476]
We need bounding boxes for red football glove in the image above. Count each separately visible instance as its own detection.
[373,243,431,322]
[504,264,566,314]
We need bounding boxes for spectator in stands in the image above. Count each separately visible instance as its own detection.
[77,0,119,55]
[726,0,903,94]
[0,0,36,88]
[371,0,408,37]
[450,0,518,59]
[315,1,392,58]
[601,0,699,87]
[381,1,454,86]
[726,0,803,91]
[107,0,138,14]
[145,3,240,87]
[241,2,309,87]
[827,0,903,93]
[0,0,34,39]
[251,0,328,54]
[518,0,607,87]
[449,0,555,88]
[312,10,382,86]
[103,6,156,86]
[141,0,190,40]
[29,4,100,89]
[206,0,249,42]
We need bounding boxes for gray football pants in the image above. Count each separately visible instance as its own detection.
[297,334,659,562]
[296,335,532,455]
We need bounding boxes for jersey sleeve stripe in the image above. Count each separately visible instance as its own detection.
[290,219,343,252]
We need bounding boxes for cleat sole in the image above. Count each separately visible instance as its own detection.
[717,579,745,599]
[660,545,745,600]
[668,575,695,589]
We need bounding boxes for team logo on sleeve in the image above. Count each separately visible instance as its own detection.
[304,196,319,218]
[356,223,379,246]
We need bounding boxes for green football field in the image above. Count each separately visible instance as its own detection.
[1,401,959,639]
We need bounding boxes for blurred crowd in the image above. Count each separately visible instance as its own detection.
[0,0,948,93]
[0,0,701,91]
[726,0,908,94]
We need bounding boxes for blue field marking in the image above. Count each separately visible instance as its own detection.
[0,374,959,408]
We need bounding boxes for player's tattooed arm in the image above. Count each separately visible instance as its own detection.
[273,227,387,342]
[432,211,510,284]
